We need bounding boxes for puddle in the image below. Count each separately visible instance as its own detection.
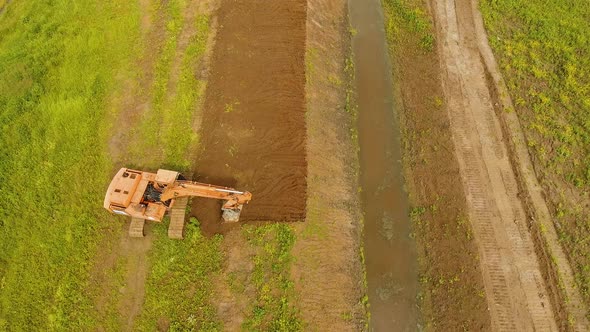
[348,0,419,330]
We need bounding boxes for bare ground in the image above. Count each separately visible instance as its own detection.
[118,225,154,331]
[189,0,313,329]
[386,0,492,329]
[212,231,256,330]
[290,0,366,330]
[191,0,308,229]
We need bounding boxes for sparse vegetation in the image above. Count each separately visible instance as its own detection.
[132,1,210,171]
[161,14,210,169]
[383,0,434,52]
[480,0,590,309]
[242,223,302,331]
[481,0,590,188]
[135,218,223,330]
[383,0,491,329]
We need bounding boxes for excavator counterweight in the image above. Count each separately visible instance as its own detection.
[103,168,252,239]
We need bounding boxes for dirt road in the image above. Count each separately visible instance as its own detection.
[432,0,559,330]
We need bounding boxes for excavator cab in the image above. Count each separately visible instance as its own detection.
[104,168,252,239]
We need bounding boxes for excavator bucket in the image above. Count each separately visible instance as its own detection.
[222,204,243,223]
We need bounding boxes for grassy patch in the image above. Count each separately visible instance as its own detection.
[135,218,223,331]
[161,14,210,170]
[383,0,435,52]
[132,1,210,172]
[480,0,590,307]
[242,224,302,331]
[132,0,185,168]
[0,0,140,329]
[481,0,590,187]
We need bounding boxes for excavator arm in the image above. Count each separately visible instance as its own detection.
[160,181,252,222]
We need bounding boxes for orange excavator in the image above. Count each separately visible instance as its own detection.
[103,168,252,239]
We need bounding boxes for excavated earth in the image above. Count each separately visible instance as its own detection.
[191,0,307,230]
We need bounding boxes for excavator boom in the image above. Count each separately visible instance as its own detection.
[160,181,252,205]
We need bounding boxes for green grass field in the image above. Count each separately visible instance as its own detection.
[0,0,303,330]
[480,0,590,307]
[241,224,302,331]
[0,0,141,329]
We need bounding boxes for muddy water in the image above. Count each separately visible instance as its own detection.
[348,0,419,330]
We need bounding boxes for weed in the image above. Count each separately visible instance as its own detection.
[135,218,223,330]
[383,0,435,53]
[328,74,343,86]
[305,47,317,84]
[481,0,590,308]
[433,96,444,108]
[242,224,302,331]
[228,144,238,157]
[224,100,240,113]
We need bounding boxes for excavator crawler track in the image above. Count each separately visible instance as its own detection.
[168,197,188,239]
[129,217,146,238]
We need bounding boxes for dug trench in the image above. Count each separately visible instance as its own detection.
[190,0,308,233]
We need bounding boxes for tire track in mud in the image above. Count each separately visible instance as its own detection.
[192,0,307,227]
[471,0,589,329]
[432,0,558,330]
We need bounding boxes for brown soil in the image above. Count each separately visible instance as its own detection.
[190,0,307,230]
[387,2,491,330]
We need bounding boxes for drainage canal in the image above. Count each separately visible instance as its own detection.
[349,0,419,330]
